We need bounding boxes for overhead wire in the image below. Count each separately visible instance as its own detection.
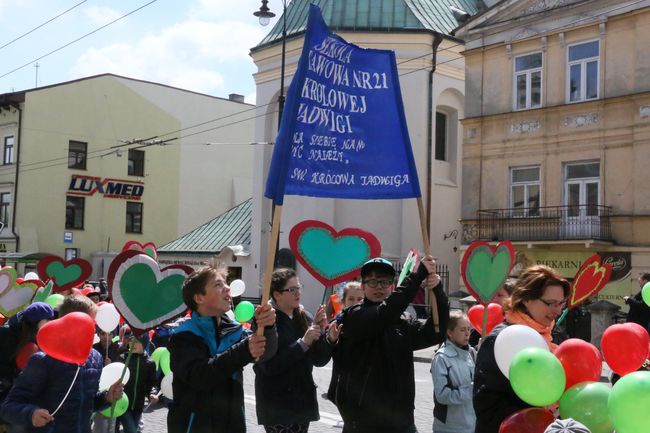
[0,0,89,51]
[0,0,160,80]
[3,0,648,174]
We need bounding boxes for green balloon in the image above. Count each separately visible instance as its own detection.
[99,393,129,417]
[642,282,650,307]
[608,371,650,433]
[151,347,168,369]
[44,294,64,309]
[234,301,255,323]
[160,350,171,376]
[509,347,566,407]
[560,381,613,433]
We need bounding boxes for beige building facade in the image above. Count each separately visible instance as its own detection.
[456,0,650,307]
[0,74,255,277]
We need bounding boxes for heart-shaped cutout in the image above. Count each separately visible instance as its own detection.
[122,240,158,260]
[568,254,612,309]
[467,303,504,336]
[0,267,39,317]
[37,311,95,365]
[37,256,93,293]
[289,220,381,286]
[461,241,515,305]
[108,250,193,334]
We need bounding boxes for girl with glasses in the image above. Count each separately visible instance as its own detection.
[254,268,332,433]
[473,265,570,433]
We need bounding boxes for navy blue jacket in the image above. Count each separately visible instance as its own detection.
[0,349,109,433]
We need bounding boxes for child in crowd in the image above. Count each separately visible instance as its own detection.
[431,310,476,433]
[117,334,158,433]
[93,329,120,366]
[0,295,123,433]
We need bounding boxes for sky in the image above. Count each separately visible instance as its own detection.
[0,0,282,104]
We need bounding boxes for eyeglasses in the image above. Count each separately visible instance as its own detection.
[539,298,567,309]
[279,286,301,294]
[363,279,393,289]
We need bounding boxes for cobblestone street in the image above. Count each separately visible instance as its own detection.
[141,359,435,433]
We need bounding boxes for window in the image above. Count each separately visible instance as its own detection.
[510,166,540,216]
[435,112,447,161]
[128,149,145,176]
[126,202,143,233]
[564,161,600,217]
[65,196,85,229]
[0,192,10,226]
[68,141,87,169]
[567,40,599,102]
[65,248,79,260]
[514,52,542,110]
[3,136,14,165]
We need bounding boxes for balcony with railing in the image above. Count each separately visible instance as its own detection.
[462,205,613,243]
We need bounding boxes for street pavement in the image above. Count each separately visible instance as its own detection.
[141,356,437,433]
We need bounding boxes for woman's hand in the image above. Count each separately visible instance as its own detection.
[314,305,328,330]
[327,322,342,344]
[302,325,321,346]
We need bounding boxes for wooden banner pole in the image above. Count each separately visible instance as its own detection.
[417,197,439,332]
[256,204,283,336]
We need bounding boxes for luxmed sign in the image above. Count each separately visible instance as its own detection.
[68,175,144,200]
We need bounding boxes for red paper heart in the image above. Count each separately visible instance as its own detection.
[289,220,381,286]
[568,254,612,309]
[467,303,504,336]
[37,312,95,365]
[122,241,158,260]
[36,256,93,294]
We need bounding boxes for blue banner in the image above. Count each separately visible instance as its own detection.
[265,4,421,205]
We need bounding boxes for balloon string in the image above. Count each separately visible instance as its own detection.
[555,308,569,326]
[481,304,489,337]
[111,338,134,419]
[51,365,80,416]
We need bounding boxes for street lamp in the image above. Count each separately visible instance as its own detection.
[254,0,287,130]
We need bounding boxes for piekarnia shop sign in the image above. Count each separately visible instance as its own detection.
[68,175,144,200]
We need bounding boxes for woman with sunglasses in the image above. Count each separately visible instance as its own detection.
[254,268,332,433]
[473,265,570,433]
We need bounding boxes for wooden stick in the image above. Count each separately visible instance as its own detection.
[256,204,283,336]
[417,197,439,332]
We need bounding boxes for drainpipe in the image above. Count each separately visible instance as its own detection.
[11,103,21,253]
[426,33,444,236]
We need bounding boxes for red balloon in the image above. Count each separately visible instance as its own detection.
[36,312,95,365]
[468,303,503,335]
[555,338,602,389]
[499,408,555,433]
[601,323,649,376]
[15,343,39,369]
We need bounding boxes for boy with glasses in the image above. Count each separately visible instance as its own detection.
[328,256,448,433]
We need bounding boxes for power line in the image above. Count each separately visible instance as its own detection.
[0,0,89,51]
[0,0,160,80]
[5,0,647,173]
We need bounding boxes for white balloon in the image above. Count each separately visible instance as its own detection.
[229,279,246,297]
[161,372,173,400]
[96,303,120,333]
[494,324,549,378]
[24,272,39,280]
[93,334,100,345]
[99,362,130,391]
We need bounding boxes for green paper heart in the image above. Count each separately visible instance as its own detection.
[32,281,54,303]
[464,244,513,303]
[120,263,186,324]
[299,228,370,280]
[46,262,82,287]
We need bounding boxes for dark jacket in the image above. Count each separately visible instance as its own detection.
[625,292,650,330]
[254,309,331,426]
[0,317,22,403]
[120,352,158,414]
[167,312,277,433]
[327,265,448,433]
[92,342,121,365]
[0,349,109,433]
[473,323,529,433]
